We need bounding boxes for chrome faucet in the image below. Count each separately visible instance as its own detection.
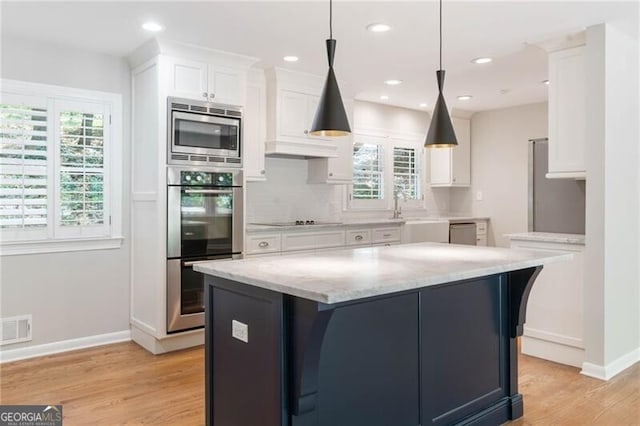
[392,191,402,219]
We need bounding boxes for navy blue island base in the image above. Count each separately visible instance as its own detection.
[205,266,541,426]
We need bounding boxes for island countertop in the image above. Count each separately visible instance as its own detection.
[194,242,570,304]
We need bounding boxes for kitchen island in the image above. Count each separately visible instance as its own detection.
[195,243,570,426]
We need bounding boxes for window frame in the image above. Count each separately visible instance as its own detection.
[0,79,123,256]
[347,130,425,212]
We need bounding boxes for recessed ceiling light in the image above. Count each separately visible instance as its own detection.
[384,79,403,86]
[457,95,473,101]
[419,103,428,108]
[471,57,493,64]
[542,79,550,85]
[283,56,299,62]
[380,95,389,101]
[142,22,164,32]
[366,23,392,33]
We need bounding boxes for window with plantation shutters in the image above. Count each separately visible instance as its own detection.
[0,94,49,240]
[348,131,424,211]
[393,147,420,200]
[352,143,384,201]
[55,101,109,238]
[0,79,122,255]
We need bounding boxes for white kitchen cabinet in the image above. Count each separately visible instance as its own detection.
[475,220,488,246]
[372,227,402,245]
[307,98,354,184]
[264,68,347,158]
[547,46,586,179]
[244,69,267,181]
[509,238,585,367]
[128,39,257,354]
[430,117,471,187]
[282,230,346,252]
[346,228,372,246]
[246,233,282,255]
[165,57,245,106]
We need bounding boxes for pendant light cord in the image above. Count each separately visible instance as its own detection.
[329,0,333,40]
[439,0,442,71]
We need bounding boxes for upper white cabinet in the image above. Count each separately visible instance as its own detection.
[244,68,267,182]
[265,68,349,158]
[278,90,325,140]
[430,116,471,187]
[165,56,246,106]
[547,46,586,179]
[308,99,354,184]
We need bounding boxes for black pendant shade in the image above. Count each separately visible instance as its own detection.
[425,70,458,148]
[425,0,458,148]
[310,2,351,137]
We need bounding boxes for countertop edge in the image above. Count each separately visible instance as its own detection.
[505,232,585,245]
[195,251,571,304]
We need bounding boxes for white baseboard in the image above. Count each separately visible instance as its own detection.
[581,347,640,380]
[522,335,584,368]
[131,324,203,354]
[0,330,131,364]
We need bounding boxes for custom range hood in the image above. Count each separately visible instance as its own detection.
[264,67,351,159]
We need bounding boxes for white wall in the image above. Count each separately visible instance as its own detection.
[450,102,548,247]
[583,21,640,376]
[0,36,131,350]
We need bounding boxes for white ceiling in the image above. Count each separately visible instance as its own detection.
[1,1,635,112]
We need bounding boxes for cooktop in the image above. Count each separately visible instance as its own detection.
[250,220,343,227]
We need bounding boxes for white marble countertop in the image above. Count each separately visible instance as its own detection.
[505,232,585,245]
[246,219,406,232]
[246,217,489,233]
[195,242,571,304]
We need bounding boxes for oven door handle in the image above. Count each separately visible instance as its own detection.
[183,256,234,267]
[184,189,233,194]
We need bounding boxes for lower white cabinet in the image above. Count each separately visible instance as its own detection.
[476,221,488,246]
[246,234,281,255]
[509,238,585,367]
[346,229,372,246]
[282,230,346,252]
[372,227,402,245]
[246,224,401,257]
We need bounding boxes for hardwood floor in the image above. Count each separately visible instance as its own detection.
[1,341,638,425]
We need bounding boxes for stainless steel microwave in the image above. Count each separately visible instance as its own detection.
[167,97,242,167]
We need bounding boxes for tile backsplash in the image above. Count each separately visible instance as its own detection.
[246,157,342,223]
[246,157,451,224]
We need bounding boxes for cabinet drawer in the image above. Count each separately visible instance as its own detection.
[372,227,401,244]
[476,221,487,235]
[246,234,281,255]
[282,230,345,252]
[346,229,372,246]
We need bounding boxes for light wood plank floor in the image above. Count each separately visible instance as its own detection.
[1,342,638,425]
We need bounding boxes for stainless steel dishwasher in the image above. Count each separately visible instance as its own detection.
[449,223,477,245]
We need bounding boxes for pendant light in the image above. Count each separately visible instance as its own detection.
[310,0,351,137]
[425,0,458,148]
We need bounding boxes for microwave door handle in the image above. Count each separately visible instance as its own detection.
[184,189,233,194]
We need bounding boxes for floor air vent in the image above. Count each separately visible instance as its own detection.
[1,315,32,345]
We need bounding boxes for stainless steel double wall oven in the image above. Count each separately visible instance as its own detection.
[166,97,244,333]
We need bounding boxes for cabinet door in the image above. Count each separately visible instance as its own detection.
[209,65,244,106]
[451,117,471,186]
[279,90,309,138]
[429,117,470,187]
[166,58,208,101]
[244,82,267,181]
[429,147,451,185]
[548,46,586,178]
